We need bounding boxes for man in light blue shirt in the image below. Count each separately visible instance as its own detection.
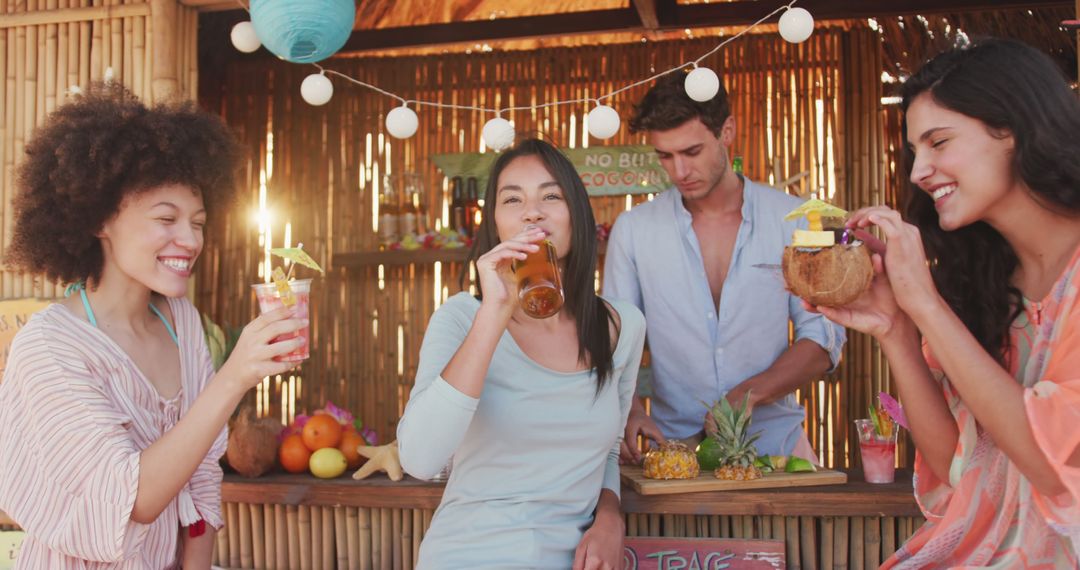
[603,73,846,460]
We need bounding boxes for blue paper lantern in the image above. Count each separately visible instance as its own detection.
[250,0,356,64]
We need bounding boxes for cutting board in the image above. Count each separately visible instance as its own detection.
[621,465,847,495]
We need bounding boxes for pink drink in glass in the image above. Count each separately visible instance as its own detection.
[855,418,896,484]
[251,278,311,362]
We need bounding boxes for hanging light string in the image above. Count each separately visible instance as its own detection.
[230,0,814,145]
[311,0,799,115]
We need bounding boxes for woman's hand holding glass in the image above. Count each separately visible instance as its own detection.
[474,226,547,317]
[218,306,308,390]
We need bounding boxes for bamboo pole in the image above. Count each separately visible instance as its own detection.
[251,503,266,570]
[0,2,148,28]
[226,500,240,568]
[238,502,253,569]
[148,0,175,102]
[334,507,348,570]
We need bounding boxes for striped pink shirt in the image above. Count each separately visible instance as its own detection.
[0,296,227,569]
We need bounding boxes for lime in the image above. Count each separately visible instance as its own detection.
[753,456,774,473]
[785,456,817,473]
[695,437,724,471]
[768,455,788,470]
[309,448,348,479]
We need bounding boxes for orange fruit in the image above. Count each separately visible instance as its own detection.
[338,428,367,470]
[302,414,343,451]
[279,434,312,474]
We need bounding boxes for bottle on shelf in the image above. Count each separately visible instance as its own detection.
[732,155,744,176]
[465,177,480,237]
[409,178,428,236]
[378,184,399,249]
[399,179,419,238]
[450,176,467,237]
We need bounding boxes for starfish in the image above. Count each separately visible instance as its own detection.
[352,440,404,481]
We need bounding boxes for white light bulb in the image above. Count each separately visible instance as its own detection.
[684,67,720,102]
[230,21,262,53]
[300,73,333,106]
[385,105,419,139]
[779,7,814,44]
[587,105,621,139]
[482,117,515,151]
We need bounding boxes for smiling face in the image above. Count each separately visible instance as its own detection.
[492,154,573,259]
[906,93,1021,231]
[97,183,206,297]
[649,116,735,202]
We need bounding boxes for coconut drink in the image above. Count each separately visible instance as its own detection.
[781,199,872,307]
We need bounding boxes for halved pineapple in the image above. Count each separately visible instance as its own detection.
[643,441,700,480]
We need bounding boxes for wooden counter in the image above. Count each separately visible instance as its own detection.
[216,469,924,569]
[222,469,920,517]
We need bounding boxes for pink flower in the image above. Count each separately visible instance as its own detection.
[278,414,310,441]
[316,401,355,426]
[878,392,909,431]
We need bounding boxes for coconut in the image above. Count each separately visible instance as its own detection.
[226,406,283,478]
[782,242,873,306]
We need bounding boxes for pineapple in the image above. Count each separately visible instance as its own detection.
[708,393,764,481]
[643,441,700,480]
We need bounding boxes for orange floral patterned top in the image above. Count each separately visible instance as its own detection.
[884,247,1080,568]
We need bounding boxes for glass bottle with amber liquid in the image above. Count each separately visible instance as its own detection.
[512,229,564,319]
[378,186,399,249]
[465,177,480,238]
[450,176,467,237]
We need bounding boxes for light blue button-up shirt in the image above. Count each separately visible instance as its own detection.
[602,178,846,455]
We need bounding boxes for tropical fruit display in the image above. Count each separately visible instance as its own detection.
[643,441,700,480]
[781,199,873,306]
[276,401,378,478]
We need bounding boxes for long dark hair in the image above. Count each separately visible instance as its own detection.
[467,138,618,390]
[900,39,1080,362]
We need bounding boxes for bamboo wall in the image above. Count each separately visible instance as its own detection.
[211,502,923,570]
[199,25,898,470]
[0,0,200,299]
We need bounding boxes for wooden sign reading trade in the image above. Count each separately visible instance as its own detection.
[623,537,785,570]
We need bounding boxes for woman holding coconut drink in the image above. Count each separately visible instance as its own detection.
[805,39,1080,566]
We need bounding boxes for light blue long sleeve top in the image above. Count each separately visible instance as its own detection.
[398,293,646,569]
[602,179,846,456]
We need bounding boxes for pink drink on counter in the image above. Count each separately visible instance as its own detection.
[251,278,311,362]
[854,418,897,484]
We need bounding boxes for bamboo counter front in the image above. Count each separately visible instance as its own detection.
[214,468,924,570]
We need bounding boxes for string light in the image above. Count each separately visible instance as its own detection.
[385,105,420,139]
[230,21,261,53]
[300,72,334,106]
[481,117,516,151]
[778,7,815,43]
[684,65,720,102]
[233,0,812,143]
[586,104,621,139]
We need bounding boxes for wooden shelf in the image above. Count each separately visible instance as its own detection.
[333,242,607,269]
[333,248,470,268]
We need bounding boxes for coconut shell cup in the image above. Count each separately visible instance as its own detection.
[782,242,873,306]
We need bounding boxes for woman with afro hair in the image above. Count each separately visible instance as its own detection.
[0,82,305,568]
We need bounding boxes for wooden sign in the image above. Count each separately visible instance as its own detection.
[623,537,784,570]
[0,298,51,377]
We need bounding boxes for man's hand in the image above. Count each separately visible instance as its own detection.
[620,402,665,464]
